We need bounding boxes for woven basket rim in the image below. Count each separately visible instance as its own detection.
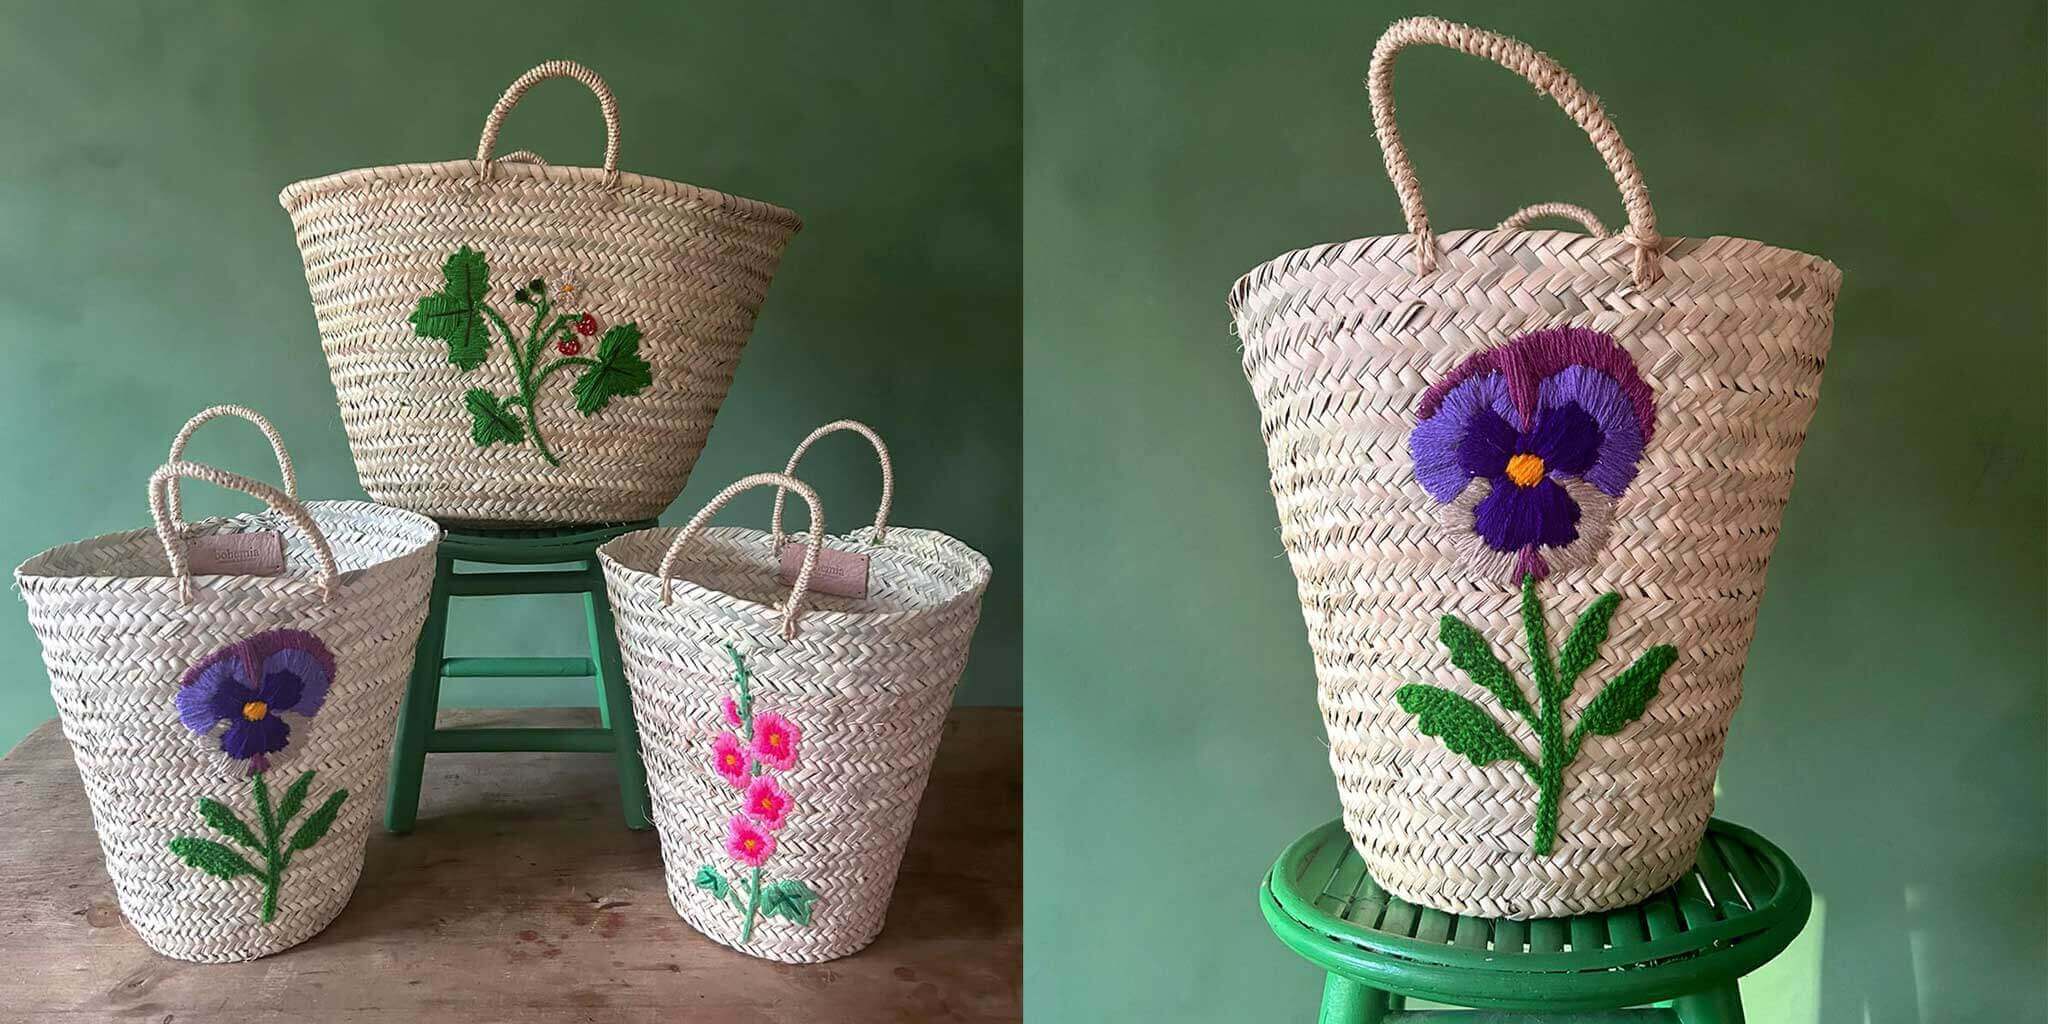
[278,159,803,233]
[599,523,991,631]
[1228,228,1840,314]
[14,499,441,588]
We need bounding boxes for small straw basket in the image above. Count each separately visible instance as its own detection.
[1230,18,1840,917]
[14,406,440,960]
[599,421,991,961]
[280,61,802,525]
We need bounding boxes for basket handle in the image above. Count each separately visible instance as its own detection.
[476,61,619,184]
[165,405,297,523]
[496,150,550,166]
[658,473,825,640]
[149,461,339,604]
[1368,17,1662,284]
[770,420,893,551]
[1497,202,1609,236]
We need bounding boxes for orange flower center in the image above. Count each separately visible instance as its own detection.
[742,838,759,852]
[241,700,269,721]
[767,733,782,747]
[1505,453,1546,488]
[760,796,777,810]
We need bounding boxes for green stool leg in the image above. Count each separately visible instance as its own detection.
[386,551,453,834]
[1672,981,1745,1024]
[584,568,651,831]
[1318,974,1392,1024]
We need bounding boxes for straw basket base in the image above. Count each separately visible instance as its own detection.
[667,882,884,964]
[124,856,362,963]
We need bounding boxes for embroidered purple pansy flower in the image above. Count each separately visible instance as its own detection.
[175,629,335,775]
[1409,327,1656,583]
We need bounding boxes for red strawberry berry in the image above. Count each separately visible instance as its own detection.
[574,313,599,336]
[557,337,583,356]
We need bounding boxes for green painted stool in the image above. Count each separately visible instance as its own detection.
[386,521,655,833]
[1260,818,1810,1022]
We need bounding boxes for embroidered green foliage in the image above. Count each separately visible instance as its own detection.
[758,878,819,926]
[1396,576,1678,857]
[465,388,525,447]
[693,865,732,900]
[572,324,653,416]
[407,246,655,467]
[409,246,493,370]
[168,770,349,924]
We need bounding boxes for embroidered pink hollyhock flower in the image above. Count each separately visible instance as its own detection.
[711,731,750,787]
[750,712,801,771]
[744,776,792,831]
[726,814,776,867]
[722,696,743,729]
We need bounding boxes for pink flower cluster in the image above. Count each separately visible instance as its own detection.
[713,708,802,868]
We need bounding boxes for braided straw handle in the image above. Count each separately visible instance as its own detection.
[165,405,297,523]
[149,461,339,604]
[1498,202,1609,236]
[1369,17,1662,284]
[476,60,619,183]
[496,150,550,166]
[658,473,825,640]
[770,420,893,551]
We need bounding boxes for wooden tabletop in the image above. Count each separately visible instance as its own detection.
[0,708,1019,1023]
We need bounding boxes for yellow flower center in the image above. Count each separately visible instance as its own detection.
[241,700,269,721]
[1505,453,1546,488]
[742,838,759,852]
[767,733,782,747]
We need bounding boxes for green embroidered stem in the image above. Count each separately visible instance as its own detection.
[532,356,598,393]
[252,773,281,922]
[726,645,766,943]
[1520,574,1568,856]
[741,867,764,942]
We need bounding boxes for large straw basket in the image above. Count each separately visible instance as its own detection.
[599,423,991,962]
[1230,18,1839,918]
[280,61,802,525]
[15,407,440,961]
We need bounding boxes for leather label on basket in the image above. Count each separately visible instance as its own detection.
[777,542,868,599]
[186,532,285,577]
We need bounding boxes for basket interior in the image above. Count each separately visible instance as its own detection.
[16,500,439,585]
[603,525,989,621]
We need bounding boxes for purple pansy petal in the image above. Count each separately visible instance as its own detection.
[1539,367,1645,496]
[1456,410,1519,481]
[177,659,257,735]
[1525,402,1602,476]
[1418,326,1656,442]
[1472,476,1582,552]
[260,648,331,717]
[221,714,290,760]
[1410,373,1510,501]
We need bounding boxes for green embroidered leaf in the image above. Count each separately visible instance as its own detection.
[1577,645,1679,738]
[275,770,316,826]
[1437,615,1533,722]
[1558,592,1622,689]
[693,865,732,900]
[758,878,818,926]
[409,246,494,370]
[287,789,349,852]
[168,836,260,880]
[572,323,653,416]
[1519,574,1562,707]
[1394,684,1529,769]
[465,388,526,448]
[197,797,261,851]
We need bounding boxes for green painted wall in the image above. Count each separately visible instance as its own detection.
[0,0,1021,753]
[1024,2,2042,1022]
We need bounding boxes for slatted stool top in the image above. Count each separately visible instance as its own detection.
[1258,818,1811,1012]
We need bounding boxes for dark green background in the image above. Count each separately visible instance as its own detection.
[1025,2,2043,1022]
[0,0,1021,753]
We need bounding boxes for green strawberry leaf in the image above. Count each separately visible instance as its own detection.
[275,770,316,826]
[1558,592,1622,689]
[168,836,260,880]
[692,865,731,900]
[408,246,493,370]
[197,797,261,851]
[465,389,525,448]
[287,789,349,852]
[1394,684,1530,769]
[1437,615,1533,722]
[572,323,652,416]
[1576,645,1678,739]
[758,878,818,925]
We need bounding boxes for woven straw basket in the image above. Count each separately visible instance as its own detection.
[599,422,991,962]
[1230,19,1839,918]
[15,407,440,961]
[280,61,802,525]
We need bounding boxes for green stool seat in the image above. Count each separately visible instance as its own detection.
[1260,818,1810,1022]
[386,521,656,833]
